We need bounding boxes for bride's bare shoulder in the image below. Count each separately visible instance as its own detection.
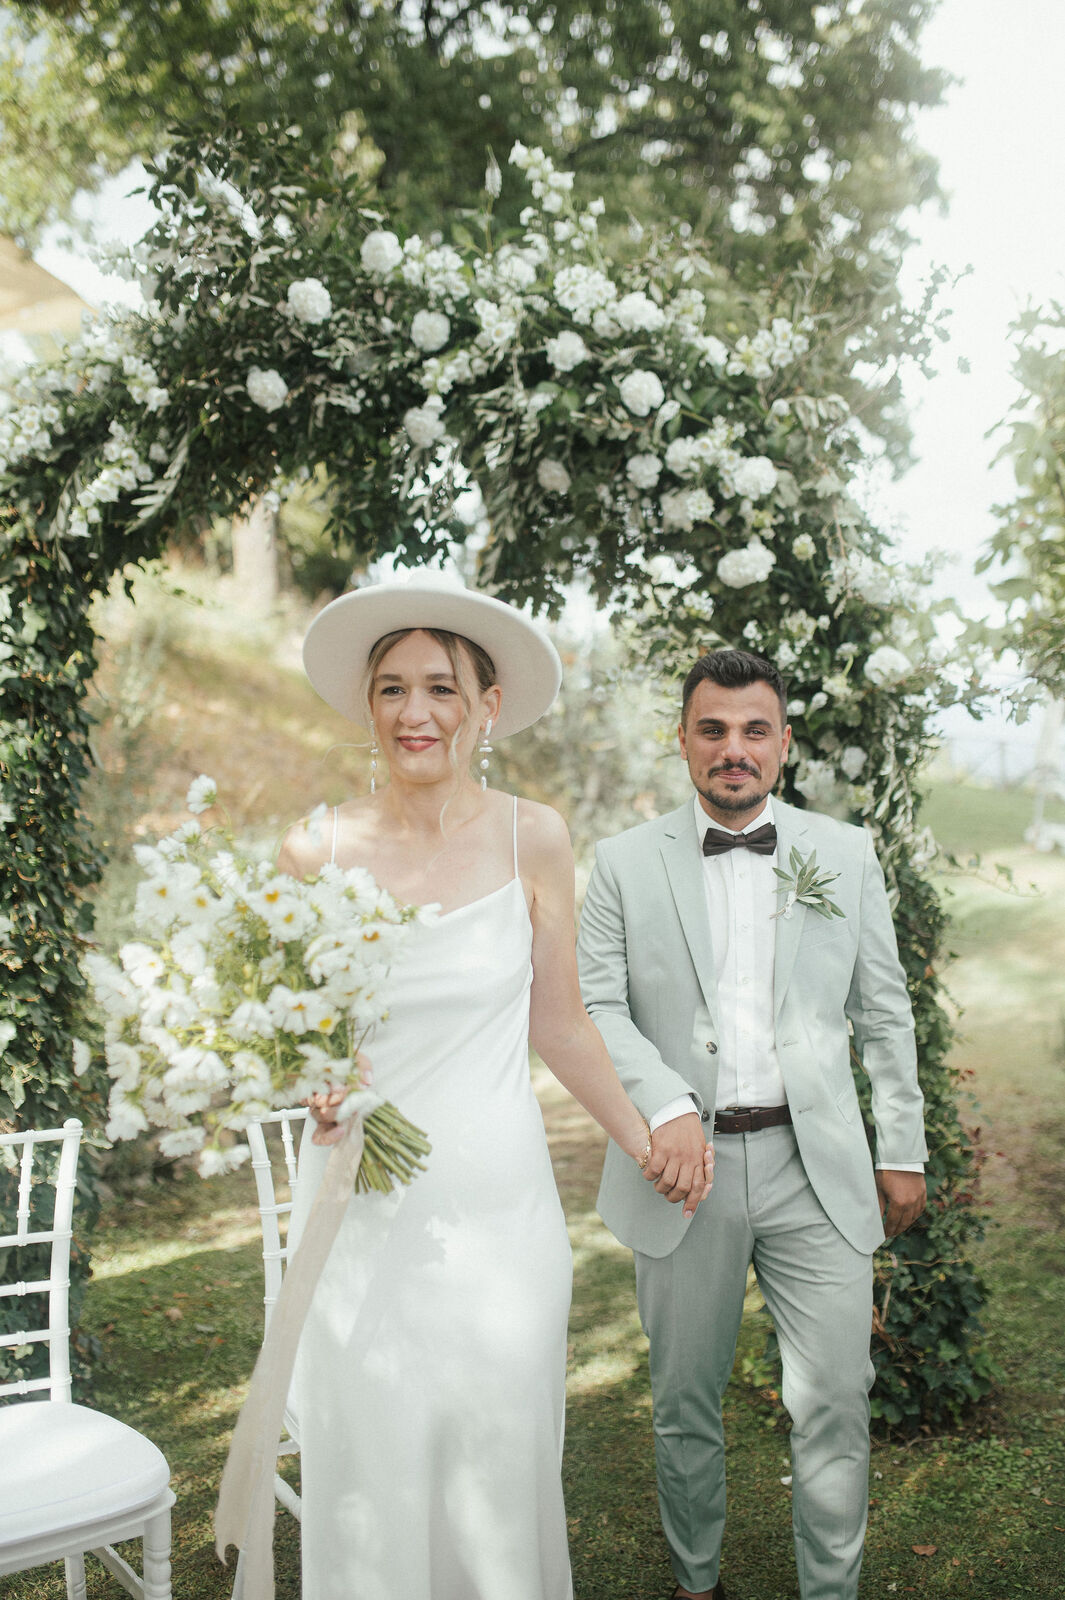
[513,795,572,861]
[276,812,329,880]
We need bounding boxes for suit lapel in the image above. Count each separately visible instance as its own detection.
[660,804,720,1023]
[772,801,811,1016]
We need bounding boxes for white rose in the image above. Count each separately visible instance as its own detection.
[863,645,911,687]
[246,367,289,413]
[693,334,729,368]
[361,229,404,274]
[665,437,700,478]
[403,399,447,449]
[731,455,778,499]
[287,277,332,325]
[716,538,777,588]
[795,758,841,808]
[615,290,666,332]
[793,533,817,560]
[537,458,571,494]
[411,310,451,352]
[618,368,665,417]
[545,330,589,372]
[626,453,662,490]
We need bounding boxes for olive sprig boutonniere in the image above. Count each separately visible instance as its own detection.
[771,847,845,921]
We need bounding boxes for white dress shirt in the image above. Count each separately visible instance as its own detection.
[649,792,922,1173]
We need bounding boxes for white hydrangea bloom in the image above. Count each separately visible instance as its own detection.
[840,746,867,779]
[287,277,333,325]
[626,453,662,490]
[863,645,911,686]
[537,458,571,494]
[618,369,665,417]
[411,310,451,352]
[545,330,589,372]
[361,229,404,274]
[246,367,289,412]
[717,538,776,588]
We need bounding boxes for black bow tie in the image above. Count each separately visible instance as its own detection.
[702,822,778,857]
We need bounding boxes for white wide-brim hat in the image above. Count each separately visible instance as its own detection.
[302,575,563,739]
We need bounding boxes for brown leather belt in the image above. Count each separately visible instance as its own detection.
[713,1105,793,1135]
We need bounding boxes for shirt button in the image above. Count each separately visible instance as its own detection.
[705,1041,718,1054]
[700,1110,711,1123]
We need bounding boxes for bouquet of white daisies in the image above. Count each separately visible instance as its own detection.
[84,778,432,1190]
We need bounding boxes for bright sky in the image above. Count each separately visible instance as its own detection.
[869,0,1065,621]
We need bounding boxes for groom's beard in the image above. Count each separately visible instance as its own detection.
[696,760,778,814]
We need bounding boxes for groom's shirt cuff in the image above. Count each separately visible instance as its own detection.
[650,1095,699,1131]
[875,1161,924,1171]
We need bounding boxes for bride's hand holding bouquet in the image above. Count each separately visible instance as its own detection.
[84,776,432,1191]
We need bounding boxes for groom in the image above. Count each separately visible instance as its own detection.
[576,648,927,1600]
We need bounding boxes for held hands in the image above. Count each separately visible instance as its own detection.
[876,1169,927,1237]
[642,1112,715,1220]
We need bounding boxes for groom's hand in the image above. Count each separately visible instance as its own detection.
[645,1113,714,1219]
[876,1169,927,1237]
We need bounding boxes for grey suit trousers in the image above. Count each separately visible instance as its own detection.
[634,1125,875,1600]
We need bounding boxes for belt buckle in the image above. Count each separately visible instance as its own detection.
[718,1107,754,1133]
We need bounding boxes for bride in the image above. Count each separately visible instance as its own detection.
[276,576,714,1600]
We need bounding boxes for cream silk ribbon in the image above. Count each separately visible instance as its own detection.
[214,1115,368,1599]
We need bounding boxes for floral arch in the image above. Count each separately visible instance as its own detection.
[0,123,992,1426]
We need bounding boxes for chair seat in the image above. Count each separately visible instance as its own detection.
[0,1401,171,1546]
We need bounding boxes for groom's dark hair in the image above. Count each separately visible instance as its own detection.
[681,648,788,725]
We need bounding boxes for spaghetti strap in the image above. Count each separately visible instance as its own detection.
[330,805,339,866]
[511,793,519,878]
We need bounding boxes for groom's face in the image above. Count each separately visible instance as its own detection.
[679,679,791,827]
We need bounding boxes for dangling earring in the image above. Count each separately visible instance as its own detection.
[478,718,493,792]
[369,720,379,795]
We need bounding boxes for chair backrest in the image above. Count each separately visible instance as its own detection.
[244,1109,309,1335]
[0,1119,82,1403]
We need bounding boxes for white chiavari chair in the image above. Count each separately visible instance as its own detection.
[0,1118,174,1599]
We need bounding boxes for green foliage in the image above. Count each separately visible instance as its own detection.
[980,302,1065,695]
[0,120,994,1428]
[2,1,948,455]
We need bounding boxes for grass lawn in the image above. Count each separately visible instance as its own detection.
[7,779,1065,1598]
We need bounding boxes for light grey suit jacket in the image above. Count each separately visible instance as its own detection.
[577,797,927,1258]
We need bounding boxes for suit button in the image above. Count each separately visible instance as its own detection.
[700,1110,711,1123]
[705,1041,718,1055]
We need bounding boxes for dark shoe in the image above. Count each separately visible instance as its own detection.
[670,1583,726,1600]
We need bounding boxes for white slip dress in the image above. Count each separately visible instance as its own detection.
[288,797,574,1600]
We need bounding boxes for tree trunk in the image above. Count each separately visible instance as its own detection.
[230,497,279,614]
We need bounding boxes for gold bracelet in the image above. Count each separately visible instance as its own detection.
[635,1121,652,1170]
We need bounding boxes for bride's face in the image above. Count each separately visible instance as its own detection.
[371,630,498,785]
